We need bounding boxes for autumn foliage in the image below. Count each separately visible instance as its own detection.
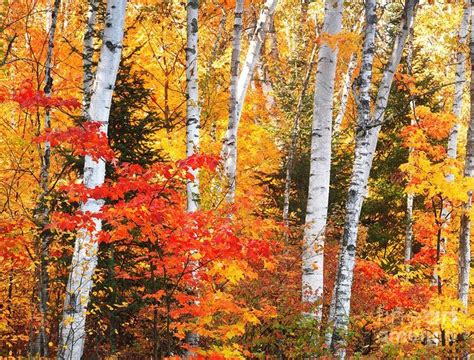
[1,0,474,359]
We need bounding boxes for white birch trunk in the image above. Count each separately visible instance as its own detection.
[458,0,473,310]
[83,0,99,117]
[326,0,377,348]
[282,45,317,225]
[334,53,357,133]
[184,0,200,353]
[186,0,200,213]
[302,0,343,321]
[405,12,416,262]
[221,0,244,203]
[235,0,277,118]
[405,192,414,261]
[447,0,470,168]
[221,0,278,202]
[58,1,127,358]
[257,61,275,110]
[330,1,418,357]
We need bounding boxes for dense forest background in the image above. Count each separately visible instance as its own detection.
[0,0,473,358]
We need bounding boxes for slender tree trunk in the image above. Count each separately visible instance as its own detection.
[447,0,470,170]
[184,0,200,355]
[58,1,127,358]
[30,0,61,356]
[441,1,470,251]
[282,45,316,225]
[438,7,471,303]
[334,53,357,133]
[404,10,416,262]
[458,0,473,311]
[439,4,471,311]
[185,0,200,212]
[257,59,275,111]
[330,1,418,357]
[83,0,99,117]
[240,9,276,111]
[260,16,278,112]
[327,0,377,348]
[221,0,278,202]
[405,192,414,261]
[222,0,244,203]
[302,0,343,321]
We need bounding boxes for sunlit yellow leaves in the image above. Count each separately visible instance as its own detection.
[171,287,272,357]
[208,261,245,285]
[392,296,474,342]
[399,104,472,204]
[400,152,467,202]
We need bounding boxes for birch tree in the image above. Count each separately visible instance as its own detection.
[184,0,200,353]
[404,11,416,262]
[458,0,473,310]
[447,0,470,167]
[221,0,277,202]
[302,0,343,320]
[186,0,200,212]
[58,1,127,358]
[329,0,418,356]
[325,0,377,345]
[334,53,357,133]
[222,0,244,203]
[437,1,470,239]
[31,0,61,356]
[334,18,363,134]
[83,0,99,116]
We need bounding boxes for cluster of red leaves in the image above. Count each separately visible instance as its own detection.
[410,248,438,266]
[53,156,270,271]
[400,106,455,161]
[10,80,81,109]
[177,153,220,172]
[409,213,440,266]
[353,260,433,312]
[34,122,115,161]
[57,154,221,205]
[416,109,454,141]
[51,155,276,353]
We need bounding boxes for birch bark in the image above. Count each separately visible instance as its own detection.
[327,0,376,347]
[186,0,200,212]
[439,2,470,264]
[83,0,99,117]
[31,0,60,356]
[58,1,127,358]
[221,0,277,202]
[302,0,343,320]
[334,53,357,133]
[405,11,416,262]
[458,0,473,310]
[184,0,200,353]
[447,0,470,166]
[257,60,275,111]
[222,0,244,203]
[330,1,418,357]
